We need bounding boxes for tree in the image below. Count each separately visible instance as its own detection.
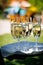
[29,0,43,13]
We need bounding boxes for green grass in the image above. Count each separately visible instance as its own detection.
[20,30,43,43]
[0,30,43,47]
[0,31,43,65]
[0,33,18,47]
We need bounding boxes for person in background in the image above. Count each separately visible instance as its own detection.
[40,10,43,30]
[33,17,37,24]
[41,10,43,24]
[4,0,31,23]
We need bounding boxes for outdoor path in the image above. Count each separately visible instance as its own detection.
[0,19,11,35]
[0,19,43,35]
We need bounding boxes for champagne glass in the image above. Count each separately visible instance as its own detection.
[28,22,33,36]
[33,22,41,51]
[14,24,23,41]
[11,23,23,42]
[21,22,33,41]
[25,17,33,37]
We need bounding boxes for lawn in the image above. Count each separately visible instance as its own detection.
[0,30,43,47]
[0,33,18,47]
[0,31,43,65]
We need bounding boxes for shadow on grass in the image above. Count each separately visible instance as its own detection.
[5,55,43,65]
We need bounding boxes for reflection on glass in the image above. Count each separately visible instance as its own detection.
[33,22,41,51]
[28,22,33,36]
[11,23,23,41]
[11,21,33,42]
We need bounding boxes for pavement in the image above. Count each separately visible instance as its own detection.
[0,19,43,35]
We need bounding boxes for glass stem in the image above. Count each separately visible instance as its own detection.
[18,37,20,42]
[36,37,38,51]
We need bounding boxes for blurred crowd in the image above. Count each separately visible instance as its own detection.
[3,0,43,24]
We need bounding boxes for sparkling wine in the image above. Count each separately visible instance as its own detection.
[33,24,41,37]
[33,23,41,51]
[28,22,32,36]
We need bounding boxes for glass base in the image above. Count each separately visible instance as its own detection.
[34,45,43,52]
[35,48,39,52]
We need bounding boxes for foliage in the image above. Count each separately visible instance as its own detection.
[4,56,43,65]
[0,0,43,17]
[29,0,43,13]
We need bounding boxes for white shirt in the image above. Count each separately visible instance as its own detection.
[10,1,20,7]
[10,1,31,7]
[21,1,31,7]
